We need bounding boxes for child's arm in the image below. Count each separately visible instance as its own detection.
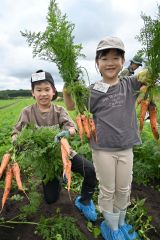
[63,86,75,111]
[59,106,76,130]
[11,109,30,143]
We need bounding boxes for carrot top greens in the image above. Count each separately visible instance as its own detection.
[21,0,89,114]
[136,5,160,87]
[15,124,62,183]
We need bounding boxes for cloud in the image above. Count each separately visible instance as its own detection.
[0,0,158,90]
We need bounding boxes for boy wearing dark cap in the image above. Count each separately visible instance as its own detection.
[12,70,97,222]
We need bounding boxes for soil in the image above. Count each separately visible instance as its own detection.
[0,182,159,240]
[131,182,160,240]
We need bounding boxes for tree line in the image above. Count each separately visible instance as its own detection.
[0,89,63,99]
[0,89,32,99]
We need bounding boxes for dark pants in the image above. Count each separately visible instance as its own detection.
[42,154,97,204]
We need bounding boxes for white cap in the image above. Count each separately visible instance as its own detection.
[96,36,125,52]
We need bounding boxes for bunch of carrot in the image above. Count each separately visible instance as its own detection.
[60,138,72,192]
[139,100,159,140]
[75,114,96,141]
[0,152,25,212]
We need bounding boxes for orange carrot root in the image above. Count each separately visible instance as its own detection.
[60,138,70,155]
[75,115,84,140]
[139,99,149,131]
[11,162,24,192]
[0,153,11,178]
[89,118,96,136]
[1,166,13,212]
[148,103,159,140]
[81,114,91,139]
[60,138,72,192]
[65,160,71,191]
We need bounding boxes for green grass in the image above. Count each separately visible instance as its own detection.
[0,99,20,107]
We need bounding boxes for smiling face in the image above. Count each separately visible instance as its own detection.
[32,81,55,109]
[96,49,125,84]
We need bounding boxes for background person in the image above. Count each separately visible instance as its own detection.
[120,54,143,77]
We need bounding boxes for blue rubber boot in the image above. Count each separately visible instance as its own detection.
[75,196,97,221]
[101,211,126,240]
[101,221,126,240]
[118,208,140,240]
[120,224,139,240]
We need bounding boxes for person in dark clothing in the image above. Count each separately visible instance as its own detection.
[120,55,143,77]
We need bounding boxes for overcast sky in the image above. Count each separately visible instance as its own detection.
[0,0,159,91]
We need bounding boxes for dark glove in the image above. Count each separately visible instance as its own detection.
[54,130,70,143]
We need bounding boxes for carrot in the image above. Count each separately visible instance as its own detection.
[148,102,159,140]
[89,118,96,136]
[60,138,72,191]
[0,153,11,178]
[81,114,91,139]
[1,166,13,212]
[12,162,24,192]
[137,86,148,107]
[65,159,71,191]
[60,138,70,155]
[75,115,84,140]
[61,143,68,171]
[139,99,149,131]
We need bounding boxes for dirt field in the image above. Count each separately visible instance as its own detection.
[0,182,159,240]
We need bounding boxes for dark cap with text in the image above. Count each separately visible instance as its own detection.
[31,70,58,100]
[31,71,55,86]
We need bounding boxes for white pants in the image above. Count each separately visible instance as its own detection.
[92,148,133,212]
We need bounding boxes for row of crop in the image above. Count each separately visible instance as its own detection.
[0,99,20,108]
[0,98,34,156]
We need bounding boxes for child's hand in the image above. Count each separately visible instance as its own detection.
[54,130,70,142]
[12,134,18,146]
[136,69,152,83]
[68,127,76,136]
